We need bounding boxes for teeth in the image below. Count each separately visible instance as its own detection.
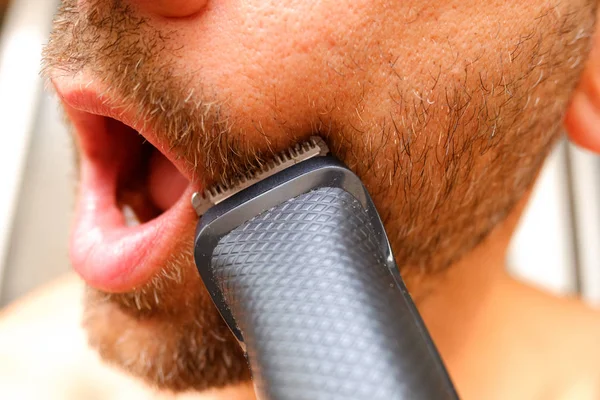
[122,205,141,227]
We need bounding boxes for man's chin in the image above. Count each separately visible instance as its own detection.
[81,272,250,392]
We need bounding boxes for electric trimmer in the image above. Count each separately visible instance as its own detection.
[192,137,459,400]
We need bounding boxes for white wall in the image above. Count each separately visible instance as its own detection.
[508,141,578,295]
[1,93,74,305]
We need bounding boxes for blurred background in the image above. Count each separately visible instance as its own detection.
[0,0,600,308]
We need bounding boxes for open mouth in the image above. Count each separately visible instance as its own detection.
[103,116,187,225]
[56,86,199,293]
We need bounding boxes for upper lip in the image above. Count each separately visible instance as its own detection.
[52,76,194,180]
[51,73,199,293]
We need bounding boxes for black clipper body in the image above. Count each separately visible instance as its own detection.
[193,141,458,400]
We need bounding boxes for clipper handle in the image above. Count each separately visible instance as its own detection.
[209,187,458,400]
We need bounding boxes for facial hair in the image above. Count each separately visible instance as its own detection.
[43,0,596,391]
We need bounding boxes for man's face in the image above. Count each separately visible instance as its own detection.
[44,0,596,392]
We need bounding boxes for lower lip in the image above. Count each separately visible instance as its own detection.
[69,121,197,292]
[52,82,201,292]
[69,140,197,293]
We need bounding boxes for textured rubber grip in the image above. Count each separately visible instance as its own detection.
[210,187,457,400]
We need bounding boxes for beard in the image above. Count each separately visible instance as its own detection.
[45,0,252,391]
[81,231,251,391]
[43,0,596,392]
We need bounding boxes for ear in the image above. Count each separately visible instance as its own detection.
[565,10,600,153]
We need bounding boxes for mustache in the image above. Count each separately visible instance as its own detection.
[42,0,276,187]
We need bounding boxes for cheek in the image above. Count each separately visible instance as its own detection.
[167,1,373,141]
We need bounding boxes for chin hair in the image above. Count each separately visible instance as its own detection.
[81,269,250,392]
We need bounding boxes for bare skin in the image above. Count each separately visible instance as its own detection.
[420,194,600,399]
[0,276,255,400]
[1,192,599,399]
[3,0,600,398]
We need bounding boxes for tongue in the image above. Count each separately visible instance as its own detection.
[148,151,188,211]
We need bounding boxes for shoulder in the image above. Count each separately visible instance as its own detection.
[513,283,600,400]
[464,279,600,400]
[0,275,254,400]
[0,275,153,398]
[550,296,600,400]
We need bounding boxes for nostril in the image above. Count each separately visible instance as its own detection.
[135,0,209,18]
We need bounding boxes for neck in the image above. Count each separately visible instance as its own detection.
[416,194,528,393]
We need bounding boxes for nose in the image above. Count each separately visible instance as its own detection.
[133,0,209,18]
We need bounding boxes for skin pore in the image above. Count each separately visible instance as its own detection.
[40,0,599,397]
